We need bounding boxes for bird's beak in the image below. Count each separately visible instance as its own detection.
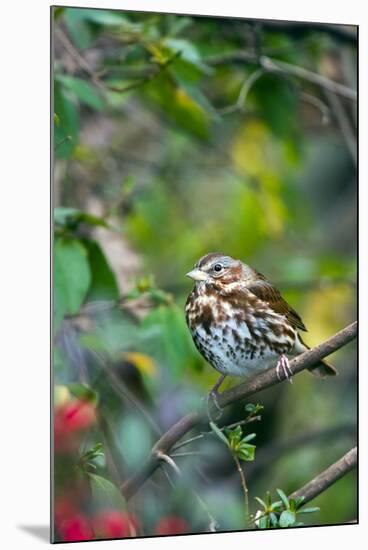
[186,268,208,282]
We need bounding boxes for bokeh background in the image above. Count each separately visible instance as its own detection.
[52,7,357,543]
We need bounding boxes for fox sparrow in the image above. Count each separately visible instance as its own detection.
[185,253,336,397]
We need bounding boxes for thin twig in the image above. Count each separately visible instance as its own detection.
[248,446,357,528]
[218,68,265,115]
[96,413,127,486]
[172,416,261,452]
[54,135,72,151]
[156,451,218,532]
[325,89,357,166]
[233,454,249,525]
[219,75,332,125]
[156,450,181,475]
[55,27,181,96]
[300,91,331,125]
[260,56,357,101]
[121,322,357,500]
[171,451,208,458]
[289,446,357,503]
[55,28,105,92]
[92,350,162,437]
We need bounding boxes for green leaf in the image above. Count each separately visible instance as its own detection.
[57,75,105,111]
[238,443,256,461]
[245,403,264,415]
[298,507,320,514]
[89,473,126,510]
[167,16,192,37]
[254,496,267,509]
[257,515,269,529]
[82,442,104,461]
[68,383,98,405]
[54,81,80,158]
[294,495,306,508]
[242,433,256,443]
[276,488,290,509]
[83,239,119,302]
[209,421,230,447]
[279,509,296,528]
[226,425,242,444]
[269,512,279,527]
[54,207,109,229]
[70,8,131,26]
[54,238,91,330]
[64,9,95,49]
[164,38,213,74]
[144,73,210,139]
[271,500,283,511]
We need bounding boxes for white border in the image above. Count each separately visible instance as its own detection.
[1,0,365,548]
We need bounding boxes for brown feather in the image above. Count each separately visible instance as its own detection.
[298,334,338,377]
[246,273,307,332]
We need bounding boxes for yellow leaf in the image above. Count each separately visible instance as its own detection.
[54,385,71,407]
[123,352,157,377]
[175,88,204,116]
[302,285,354,347]
[231,120,271,177]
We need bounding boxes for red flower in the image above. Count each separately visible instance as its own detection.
[154,516,190,535]
[93,510,139,539]
[58,514,94,542]
[54,399,96,452]
[54,495,79,525]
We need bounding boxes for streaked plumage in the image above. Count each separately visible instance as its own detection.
[185,253,336,380]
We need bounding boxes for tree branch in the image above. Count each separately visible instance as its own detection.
[325,88,357,166]
[289,446,357,504]
[55,26,180,95]
[121,321,357,500]
[248,446,357,528]
[206,49,357,102]
[259,56,357,101]
[218,321,357,408]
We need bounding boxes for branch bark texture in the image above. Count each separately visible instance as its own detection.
[290,446,357,504]
[121,321,357,500]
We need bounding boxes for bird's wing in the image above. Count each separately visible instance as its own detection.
[246,274,307,332]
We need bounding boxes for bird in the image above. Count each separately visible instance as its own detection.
[185,253,337,400]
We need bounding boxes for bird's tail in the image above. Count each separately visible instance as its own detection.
[308,358,337,378]
[297,334,338,378]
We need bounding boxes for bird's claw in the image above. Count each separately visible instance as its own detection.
[276,354,293,384]
[205,389,224,422]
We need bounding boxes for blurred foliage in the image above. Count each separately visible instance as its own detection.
[53,6,357,543]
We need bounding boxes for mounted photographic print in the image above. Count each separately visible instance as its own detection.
[52,5,358,543]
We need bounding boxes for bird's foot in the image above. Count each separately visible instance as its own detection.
[276,354,293,384]
[204,373,226,422]
[205,389,224,422]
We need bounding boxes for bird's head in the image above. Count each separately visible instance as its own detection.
[186,253,254,287]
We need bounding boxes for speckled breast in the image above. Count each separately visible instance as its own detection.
[185,282,297,377]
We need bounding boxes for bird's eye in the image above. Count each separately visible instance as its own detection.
[213,263,223,273]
